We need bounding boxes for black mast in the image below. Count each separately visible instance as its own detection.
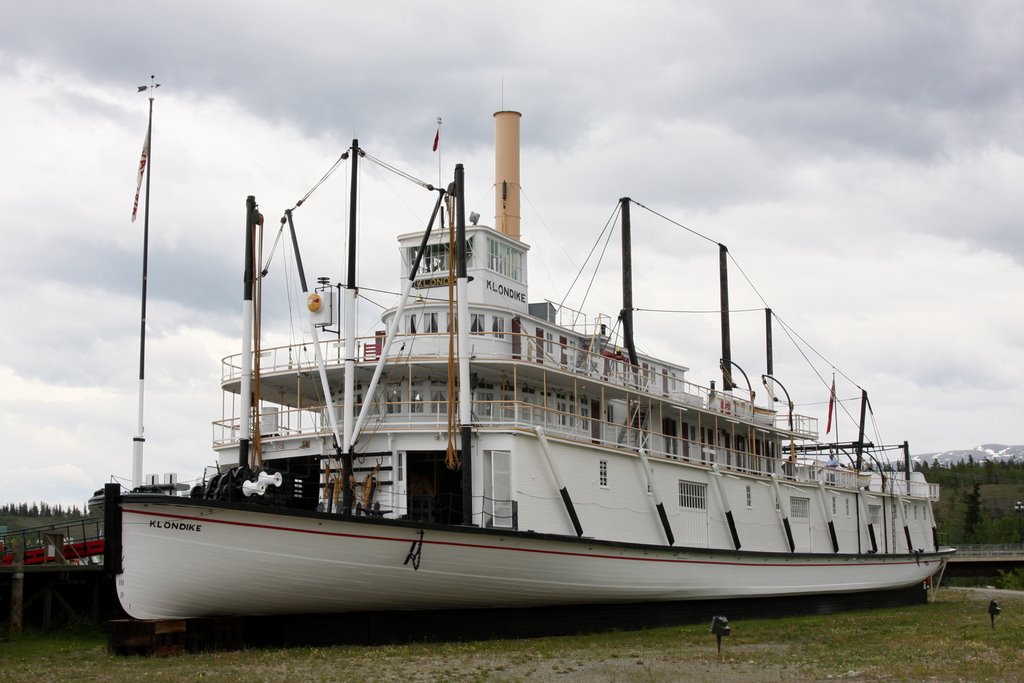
[238,195,258,469]
[619,197,639,368]
[342,139,359,515]
[719,243,733,389]
[456,163,474,526]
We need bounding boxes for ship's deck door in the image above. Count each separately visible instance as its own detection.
[406,450,464,525]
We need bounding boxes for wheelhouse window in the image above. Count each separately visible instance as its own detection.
[411,237,474,277]
[487,237,524,282]
[492,316,505,338]
[423,312,439,333]
[471,313,485,333]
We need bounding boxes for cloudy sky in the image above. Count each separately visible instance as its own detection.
[2,1,1022,507]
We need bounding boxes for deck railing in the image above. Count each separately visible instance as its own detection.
[212,397,936,500]
[221,331,819,439]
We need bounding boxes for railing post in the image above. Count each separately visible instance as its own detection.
[10,537,23,638]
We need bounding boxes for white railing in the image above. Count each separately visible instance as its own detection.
[953,544,1022,557]
[221,331,819,439]
[212,396,928,498]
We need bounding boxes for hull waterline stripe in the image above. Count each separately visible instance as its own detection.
[124,507,942,571]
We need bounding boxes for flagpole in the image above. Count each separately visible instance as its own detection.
[435,116,442,187]
[132,76,158,489]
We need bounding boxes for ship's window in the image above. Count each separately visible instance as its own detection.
[431,389,447,415]
[419,242,449,275]
[423,312,438,333]
[407,314,417,335]
[678,481,707,510]
[790,497,810,519]
[492,316,505,338]
[745,485,752,509]
[471,313,485,333]
[599,460,608,487]
[845,498,851,518]
[831,496,837,516]
[487,238,524,282]
[869,504,882,527]
[410,388,424,413]
[386,386,402,414]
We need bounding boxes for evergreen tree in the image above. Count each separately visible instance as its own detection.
[964,483,983,542]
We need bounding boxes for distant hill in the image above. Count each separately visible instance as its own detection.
[915,444,1024,467]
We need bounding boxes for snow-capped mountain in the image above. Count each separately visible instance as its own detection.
[915,444,1024,467]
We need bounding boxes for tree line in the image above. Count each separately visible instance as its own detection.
[0,502,85,519]
[919,459,1024,545]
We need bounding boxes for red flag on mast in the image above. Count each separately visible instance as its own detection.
[131,127,150,222]
[825,378,836,434]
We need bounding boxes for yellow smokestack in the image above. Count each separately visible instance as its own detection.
[494,111,521,241]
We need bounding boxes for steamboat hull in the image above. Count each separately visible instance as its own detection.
[116,495,951,620]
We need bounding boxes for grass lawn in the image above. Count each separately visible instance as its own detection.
[2,587,1021,682]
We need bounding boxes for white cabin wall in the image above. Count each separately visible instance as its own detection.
[511,434,579,537]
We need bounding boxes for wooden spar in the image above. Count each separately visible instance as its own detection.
[896,488,913,552]
[719,243,733,390]
[619,197,639,369]
[858,489,878,553]
[284,210,344,456]
[238,195,258,469]
[535,427,584,537]
[638,449,675,545]
[769,475,796,552]
[350,189,446,446]
[816,481,840,553]
[455,163,474,526]
[710,465,741,550]
[342,139,359,515]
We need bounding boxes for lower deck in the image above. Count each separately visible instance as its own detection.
[219,425,939,558]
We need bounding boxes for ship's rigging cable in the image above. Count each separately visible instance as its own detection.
[520,187,617,316]
[362,151,436,191]
[557,203,621,322]
[628,197,884,444]
[634,306,764,314]
[629,199,718,247]
[290,150,350,210]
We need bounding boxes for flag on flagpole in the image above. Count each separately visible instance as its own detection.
[432,126,439,152]
[131,126,151,223]
[825,377,836,434]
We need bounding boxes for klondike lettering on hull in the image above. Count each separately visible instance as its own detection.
[149,520,203,532]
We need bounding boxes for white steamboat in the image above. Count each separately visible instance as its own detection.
[107,112,952,621]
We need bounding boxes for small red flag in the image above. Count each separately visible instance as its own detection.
[825,378,836,434]
[432,127,439,152]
